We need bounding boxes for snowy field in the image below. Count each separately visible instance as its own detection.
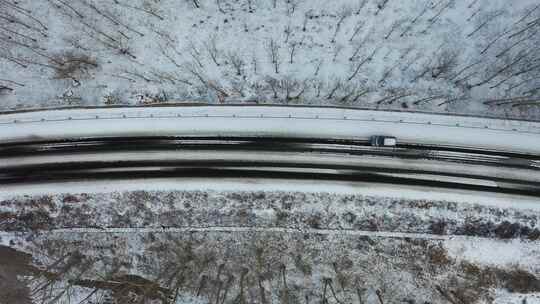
[0,0,540,119]
[1,180,540,304]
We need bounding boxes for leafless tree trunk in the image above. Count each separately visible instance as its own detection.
[508,17,540,39]
[472,51,529,87]
[190,0,200,9]
[313,59,323,76]
[450,60,482,81]
[226,51,245,76]
[331,8,350,43]
[289,42,298,64]
[326,80,342,99]
[400,3,431,37]
[421,0,454,34]
[384,20,404,39]
[355,0,368,14]
[349,21,365,41]
[332,44,343,62]
[375,0,390,16]
[348,46,379,81]
[496,31,535,58]
[466,7,481,22]
[268,38,281,74]
[113,0,164,20]
[205,34,220,66]
[251,54,258,74]
[467,11,503,37]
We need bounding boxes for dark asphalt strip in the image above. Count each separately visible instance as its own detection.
[1,167,539,197]
[1,137,539,196]
[0,137,536,170]
[1,136,539,160]
[1,159,539,188]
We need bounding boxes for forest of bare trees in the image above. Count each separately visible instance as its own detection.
[0,0,539,118]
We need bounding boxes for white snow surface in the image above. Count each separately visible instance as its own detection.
[0,0,539,119]
[2,177,540,212]
[445,237,540,272]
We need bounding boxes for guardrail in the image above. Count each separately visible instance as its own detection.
[1,102,538,123]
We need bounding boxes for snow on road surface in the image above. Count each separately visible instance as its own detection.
[1,105,540,154]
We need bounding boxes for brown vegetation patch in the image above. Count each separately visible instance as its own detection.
[460,261,540,293]
[428,244,452,266]
[0,246,33,304]
[0,209,52,231]
[51,52,98,80]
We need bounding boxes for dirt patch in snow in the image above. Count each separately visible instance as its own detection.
[0,245,33,304]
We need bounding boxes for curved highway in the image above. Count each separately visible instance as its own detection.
[1,105,540,196]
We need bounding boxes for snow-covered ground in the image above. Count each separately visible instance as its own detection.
[2,1,540,302]
[2,179,540,304]
[0,0,539,119]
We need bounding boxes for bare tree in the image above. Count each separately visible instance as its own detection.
[349,30,372,61]
[467,10,504,37]
[331,7,351,43]
[313,59,323,76]
[471,51,530,87]
[332,44,344,62]
[422,0,454,34]
[326,79,342,99]
[450,60,482,81]
[284,24,292,43]
[188,40,204,68]
[379,60,401,85]
[466,7,482,22]
[348,46,380,81]
[189,0,201,8]
[281,77,304,102]
[267,38,281,74]
[431,50,458,78]
[286,0,301,16]
[506,75,540,93]
[302,10,314,32]
[0,78,25,87]
[384,19,405,39]
[0,85,13,94]
[508,16,540,39]
[205,34,221,66]
[349,21,365,41]
[400,2,432,37]
[355,0,368,15]
[113,0,164,20]
[216,0,226,13]
[288,41,299,64]
[375,91,414,105]
[375,0,390,16]
[495,31,536,58]
[78,0,144,37]
[226,51,245,76]
[251,53,258,74]
[266,77,280,99]
[183,62,229,99]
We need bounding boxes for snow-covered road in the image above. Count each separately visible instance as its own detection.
[1,105,540,154]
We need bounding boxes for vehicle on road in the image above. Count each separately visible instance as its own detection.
[370,135,397,147]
